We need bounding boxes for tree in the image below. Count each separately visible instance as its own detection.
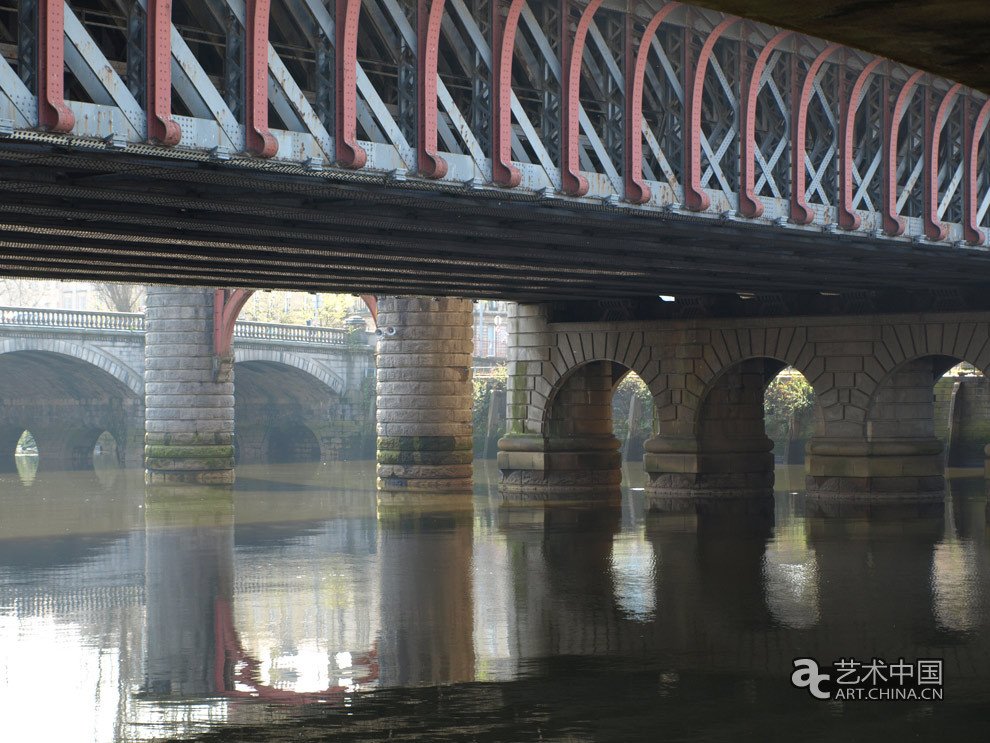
[0,279,49,307]
[93,283,144,312]
[239,290,363,326]
[764,370,816,451]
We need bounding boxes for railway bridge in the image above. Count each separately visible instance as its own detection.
[1,1,990,495]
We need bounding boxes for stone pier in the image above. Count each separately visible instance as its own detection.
[376,297,474,495]
[144,286,235,485]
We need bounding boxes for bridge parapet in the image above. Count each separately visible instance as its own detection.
[0,307,359,347]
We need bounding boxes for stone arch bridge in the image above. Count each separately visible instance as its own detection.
[498,303,990,501]
[0,303,375,472]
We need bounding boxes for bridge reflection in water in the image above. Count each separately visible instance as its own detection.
[0,462,989,741]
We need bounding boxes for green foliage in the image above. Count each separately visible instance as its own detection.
[764,371,816,445]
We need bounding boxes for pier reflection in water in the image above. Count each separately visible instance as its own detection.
[1,462,989,741]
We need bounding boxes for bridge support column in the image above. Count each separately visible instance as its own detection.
[805,438,945,497]
[645,358,776,502]
[0,426,21,471]
[30,427,102,471]
[145,287,235,485]
[497,304,623,499]
[807,355,946,498]
[376,297,474,495]
[499,359,623,499]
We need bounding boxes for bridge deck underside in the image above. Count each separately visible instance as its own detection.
[2,148,990,302]
[1,0,990,303]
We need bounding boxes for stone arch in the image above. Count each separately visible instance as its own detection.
[802,319,990,498]
[677,326,826,440]
[539,328,657,439]
[233,348,345,395]
[233,357,345,465]
[861,319,990,459]
[0,349,143,472]
[0,338,143,396]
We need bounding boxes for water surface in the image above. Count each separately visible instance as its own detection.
[1,461,989,741]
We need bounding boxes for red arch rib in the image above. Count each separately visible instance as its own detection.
[683,15,737,211]
[963,97,990,245]
[37,0,74,132]
[923,82,963,241]
[837,56,884,230]
[245,0,277,157]
[492,0,526,188]
[624,2,681,204]
[147,0,181,146]
[213,289,255,357]
[560,0,602,197]
[790,43,841,224]
[738,29,791,218]
[882,69,924,236]
[416,0,448,178]
[335,0,367,168]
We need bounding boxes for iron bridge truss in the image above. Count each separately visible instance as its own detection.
[1,0,990,301]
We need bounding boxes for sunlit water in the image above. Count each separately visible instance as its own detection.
[1,459,989,741]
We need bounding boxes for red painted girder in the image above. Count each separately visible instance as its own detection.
[213,289,255,356]
[335,0,367,168]
[837,56,884,231]
[37,0,74,132]
[360,294,378,325]
[245,0,277,157]
[417,0,448,178]
[963,97,990,245]
[560,0,602,197]
[491,0,525,188]
[624,1,680,205]
[146,0,181,146]
[683,15,737,211]
[882,69,924,236]
[923,82,963,241]
[737,29,791,218]
[789,43,841,224]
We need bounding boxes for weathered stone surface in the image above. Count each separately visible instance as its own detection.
[500,305,990,502]
[376,297,474,494]
[144,286,237,485]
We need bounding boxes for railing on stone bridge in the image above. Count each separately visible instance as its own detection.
[233,320,347,345]
[0,307,350,346]
[0,306,143,331]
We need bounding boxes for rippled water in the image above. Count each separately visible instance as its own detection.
[1,460,989,741]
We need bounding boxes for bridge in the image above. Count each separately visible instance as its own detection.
[0,303,375,471]
[0,0,989,299]
[1,1,990,496]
